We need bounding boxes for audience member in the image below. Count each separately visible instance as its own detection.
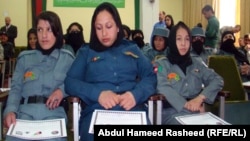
[0,31,14,76]
[26,28,37,50]
[150,11,166,44]
[155,21,223,124]
[3,11,74,141]
[65,22,86,55]
[238,36,246,56]
[0,16,18,47]
[191,26,214,64]
[64,2,156,141]
[131,29,146,49]
[220,24,241,35]
[143,27,169,62]
[122,24,131,40]
[217,31,250,83]
[165,14,175,31]
[202,5,220,49]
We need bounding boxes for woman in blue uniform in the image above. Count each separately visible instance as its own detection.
[155,21,224,124]
[64,2,156,141]
[3,11,74,141]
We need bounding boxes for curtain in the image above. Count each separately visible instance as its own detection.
[239,0,250,37]
[183,0,213,29]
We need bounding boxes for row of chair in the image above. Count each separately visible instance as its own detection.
[70,55,250,141]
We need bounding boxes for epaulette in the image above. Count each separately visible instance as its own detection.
[17,50,36,59]
[61,48,75,58]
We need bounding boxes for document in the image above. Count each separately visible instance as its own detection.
[175,112,231,125]
[89,110,147,134]
[7,118,67,140]
[242,81,250,87]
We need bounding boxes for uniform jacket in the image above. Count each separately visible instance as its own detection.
[155,57,224,112]
[3,49,74,116]
[65,39,157,113]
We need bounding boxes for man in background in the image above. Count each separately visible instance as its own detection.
[0,16,18,47]
[202,5,220,49]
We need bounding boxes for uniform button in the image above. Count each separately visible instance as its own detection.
[116,86,119,90]
[114,72,117,76]
[185,83,188,86]
[113,57,116,60]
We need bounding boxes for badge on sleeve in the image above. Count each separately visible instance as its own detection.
[167,72,180,81]
[24,71,35,80]
[124,51,139,58]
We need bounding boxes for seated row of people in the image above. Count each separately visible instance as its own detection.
[2,2,249,141]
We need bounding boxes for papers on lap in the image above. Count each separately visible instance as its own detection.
[175,112,231,125]
[7,118,67,140]
[89,110,147,134]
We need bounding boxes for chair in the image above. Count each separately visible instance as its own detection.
[207,55,250,124]
[0,60,6,88]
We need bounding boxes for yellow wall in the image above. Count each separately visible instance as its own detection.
[46,0,135,43]
[0,0,29,47]
[0,0,182,46]
[160,0,183,24]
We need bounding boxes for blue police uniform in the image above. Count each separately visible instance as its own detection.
[3,49,74,141]
[156,57,224,124]
[65,39,157,141]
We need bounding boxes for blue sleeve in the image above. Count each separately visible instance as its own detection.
[64,47,102,105]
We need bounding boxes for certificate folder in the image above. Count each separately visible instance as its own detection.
[175,112,231,125]
[89,110,147,134]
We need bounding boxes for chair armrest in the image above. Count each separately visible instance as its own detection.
[217,90,230,98]
[67,96,80,103]
[148,93,166,101]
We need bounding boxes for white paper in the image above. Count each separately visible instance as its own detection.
[175,112,231,125]
[89,110,147,134]
[242,81,250,87]
[7,118,67,140]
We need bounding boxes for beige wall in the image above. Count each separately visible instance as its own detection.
[0,0,29,47]
[0,0,183,46]
[46,0,135,43]
[159,0,183,25]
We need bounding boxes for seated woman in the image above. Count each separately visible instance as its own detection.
[217,31,250,82]
[142,27,169,62]
[64,2,156,141]
[26,28,37,50]
[155,21,224,124]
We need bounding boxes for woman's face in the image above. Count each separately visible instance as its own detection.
[28,33,37,49]
[176,27,190,55]
[222,34,234,42]
[37,20,56,50]
[95,10,119,47]
[165,16,172,26]
[69,25,81,33]
[154,36,165,51]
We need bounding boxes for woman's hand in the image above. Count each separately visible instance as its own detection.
[4,112,16,128]
[46,89,64,110]
[98,90,120,109]
[184,95,205,112]
[119,91,136,110]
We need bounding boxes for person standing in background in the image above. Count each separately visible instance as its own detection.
[0,16,18,47]
[202,5,219,49]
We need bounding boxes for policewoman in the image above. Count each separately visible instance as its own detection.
[64,2,156,141]
[155,21,223,125]
[3,11,74,141]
